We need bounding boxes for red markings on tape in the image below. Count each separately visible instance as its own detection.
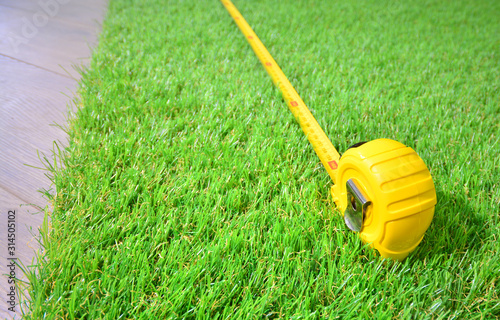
[328,160,338,170]
[290,101,298,107]
[265,62,272,66]
[248,36,253,39]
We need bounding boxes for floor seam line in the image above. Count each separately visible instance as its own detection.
[0,53,76,80]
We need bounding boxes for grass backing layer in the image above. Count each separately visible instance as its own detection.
[26,0,499,318]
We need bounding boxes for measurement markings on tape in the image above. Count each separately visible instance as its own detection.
[220,0,340,183]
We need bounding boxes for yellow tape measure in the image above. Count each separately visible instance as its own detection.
[220,0,437,261]
[220,0,340,183]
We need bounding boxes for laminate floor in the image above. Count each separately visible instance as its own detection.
[0,1,108,317]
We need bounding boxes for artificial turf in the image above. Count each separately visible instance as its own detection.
[24,0,499,318]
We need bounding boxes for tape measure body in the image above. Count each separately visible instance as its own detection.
[331,139,436,260]
[220,0,437,261]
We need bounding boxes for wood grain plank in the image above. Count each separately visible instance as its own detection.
[0,0,107,30]
[0,55,71,320]
[0,189,44,317]
[0,0,107,78]
[0,55,75,204]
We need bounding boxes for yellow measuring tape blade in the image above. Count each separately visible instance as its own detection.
[220,0,341,183]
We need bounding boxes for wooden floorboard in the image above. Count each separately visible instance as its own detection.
[0,1,108,317]
[0,190,43,317]
[0,0,106,78]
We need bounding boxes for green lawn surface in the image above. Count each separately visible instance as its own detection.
[25,0,499,318]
